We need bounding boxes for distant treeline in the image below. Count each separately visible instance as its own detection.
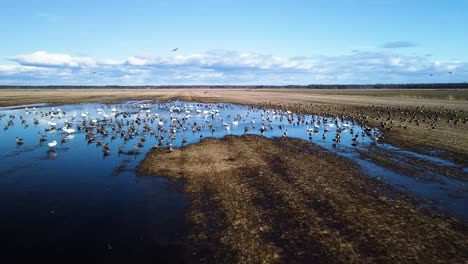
[1,83,468,89]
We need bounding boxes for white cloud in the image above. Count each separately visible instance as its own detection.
[1,50,467,85]
[125,56,154,66]
[123,50,315,71]
[0,65,45,75]
[98,59,124,66]
[9,51,96,68]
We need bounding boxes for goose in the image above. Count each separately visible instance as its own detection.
[103,148,111,156]
[48,140,57,149]
[48,121,57,127]
[62,127,76,134]
[38,132,47,142]
[314,124,320,132]
[134,145,141,153]
[16,137,24,145]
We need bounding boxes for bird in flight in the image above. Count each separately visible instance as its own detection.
[449,71,452,74]
[172,48,178,52]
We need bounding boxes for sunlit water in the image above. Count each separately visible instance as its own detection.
[0,101,466,260]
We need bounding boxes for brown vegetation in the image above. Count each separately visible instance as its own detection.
[138,135,467,263]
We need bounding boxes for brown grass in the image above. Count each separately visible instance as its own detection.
[138,135,468,263]
[1,88,467,108]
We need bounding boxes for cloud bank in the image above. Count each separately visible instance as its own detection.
[1,50,466,85]
[381,41,417,49]
[9,51,96,68]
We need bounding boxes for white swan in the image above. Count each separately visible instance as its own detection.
[48,140,57,148]
[62,127,76,134]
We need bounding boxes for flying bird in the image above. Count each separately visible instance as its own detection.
[172,48,178,52]
[449,71,452,74]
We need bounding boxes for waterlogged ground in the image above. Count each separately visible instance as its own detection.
[0,100,466,261]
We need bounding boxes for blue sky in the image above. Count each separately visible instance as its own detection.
[1,0,467,85]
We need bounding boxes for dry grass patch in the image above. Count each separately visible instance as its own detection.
[138,135,467,263]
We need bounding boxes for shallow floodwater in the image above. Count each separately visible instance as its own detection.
[0,101,466,260]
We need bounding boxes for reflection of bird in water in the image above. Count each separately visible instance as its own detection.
[47,149,57,159]
[118,146,125,154]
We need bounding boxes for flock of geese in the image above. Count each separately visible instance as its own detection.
[1,101,383,158]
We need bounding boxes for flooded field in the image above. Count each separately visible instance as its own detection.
[0,100,466,261]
